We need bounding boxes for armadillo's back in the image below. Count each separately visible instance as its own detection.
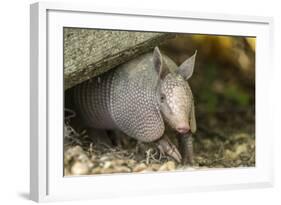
[109,53,165,142]
[73,52,177,142]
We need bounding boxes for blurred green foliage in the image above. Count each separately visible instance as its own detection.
[194,62,251,114]
[199,63,218,113]
[224,84,250,107]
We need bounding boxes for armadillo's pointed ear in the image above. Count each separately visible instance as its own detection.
[177,50,197,80]
[153,47,169,79]
[190,102,197,133]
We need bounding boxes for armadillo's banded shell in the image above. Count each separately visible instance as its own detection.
[73,71,117,129]
[110,58,165,142]
[73,52,166,142]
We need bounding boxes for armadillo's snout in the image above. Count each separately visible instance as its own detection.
[176,124,190,134]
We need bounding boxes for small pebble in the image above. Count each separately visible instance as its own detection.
[115,159,126,166]
[236,159,242,164]
[100,156,110,161]
[88,161,94,169]
[133,163,147,172]
[150,164,161,171]
[233,133,249,140]
[224,149,236,160]
[64,168,70,176]
[140,167,154,173]
[202,139,213,149]
[235,144,247,155]
[126,159,136,167]
[184,167,198,171]
[71,162,89,175]
[158,161,176,171]
[102,167,115,174]
[103,161,113,169]
[159,163,169,171]
[166,161,176,170]
[91,167,102,174]
[91,155,97,161]
[64,146,84,163]
[114,166,131,173]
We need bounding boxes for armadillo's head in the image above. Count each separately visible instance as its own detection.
[153,47,197,134]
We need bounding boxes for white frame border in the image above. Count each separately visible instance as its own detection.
[30,2,274,202]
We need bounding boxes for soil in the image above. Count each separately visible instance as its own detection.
[64,119,255,176]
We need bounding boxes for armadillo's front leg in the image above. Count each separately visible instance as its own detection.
[177,133,194,165]
[156,135,182,163]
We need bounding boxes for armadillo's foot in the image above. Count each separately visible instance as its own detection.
[87,129,113,148]
[157,135,182,163]
[107,130,131,148]
[177,133,194,165]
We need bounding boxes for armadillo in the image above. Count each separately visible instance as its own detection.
[73,47,197,164]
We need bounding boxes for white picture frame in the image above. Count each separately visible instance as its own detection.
[30,2,274,202]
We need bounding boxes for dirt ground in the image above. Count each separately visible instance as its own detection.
[64,119,255,176]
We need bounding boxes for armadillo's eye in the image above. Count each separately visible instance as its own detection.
[160,93,166,103]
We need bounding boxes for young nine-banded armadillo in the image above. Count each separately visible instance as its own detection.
[73,47,197,164]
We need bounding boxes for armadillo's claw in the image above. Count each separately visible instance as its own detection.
[157,135,182,163]
[167,146,182,163]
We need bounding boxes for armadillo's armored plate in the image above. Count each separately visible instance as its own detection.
[110,53,165,142]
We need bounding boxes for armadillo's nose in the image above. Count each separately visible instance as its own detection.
[176,124,190,134]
